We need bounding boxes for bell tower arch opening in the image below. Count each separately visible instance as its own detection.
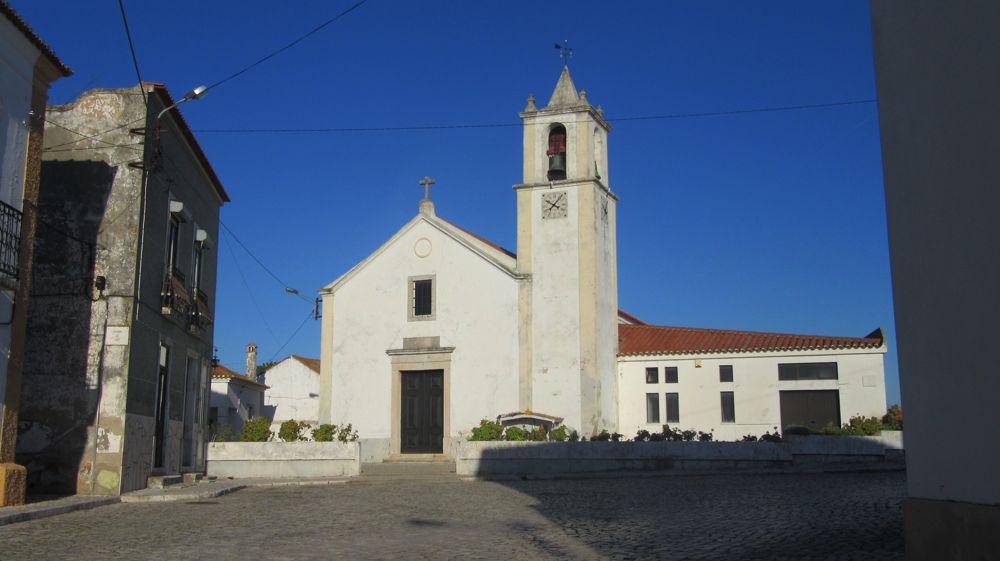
[547,124,567,181]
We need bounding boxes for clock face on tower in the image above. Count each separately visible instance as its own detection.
[541,191,568,219]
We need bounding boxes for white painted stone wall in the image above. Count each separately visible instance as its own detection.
[210,378,265,437]
[872,0,1000,509]
[324,215,520,450]
[0,15,41,407]
[617,348,888,441]
[207,441,360,477]
[262,357,320,428]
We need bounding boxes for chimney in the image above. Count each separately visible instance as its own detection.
[246,343,257,379]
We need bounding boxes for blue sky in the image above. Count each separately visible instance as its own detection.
[13,1,899,405]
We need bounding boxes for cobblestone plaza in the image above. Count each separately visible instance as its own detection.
[0,471,904,560]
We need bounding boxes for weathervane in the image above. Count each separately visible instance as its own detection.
[554,40,573,68]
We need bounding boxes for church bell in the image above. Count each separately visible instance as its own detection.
[547,153,566,180]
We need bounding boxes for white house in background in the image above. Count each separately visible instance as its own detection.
[209,364,267,439]
[617,320,886,441]
[261,355,321,432]
[318,66,888,461]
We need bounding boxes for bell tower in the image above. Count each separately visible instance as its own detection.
[515,65,619,436]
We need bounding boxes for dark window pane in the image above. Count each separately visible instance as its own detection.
[645,393,660,423]
[645,367,658,384]
[665,367,678,384]
[721,391,735,423]
[720,365,733,383]
[413,279,432,316]
[778,362,838,381]
[665,393,679,423]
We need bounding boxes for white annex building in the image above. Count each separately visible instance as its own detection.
[261,355,321,433]
[319,67,887,460]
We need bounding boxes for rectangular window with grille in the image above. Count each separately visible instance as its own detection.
[778,362,839,381]
[646,393,660,423]
[665,392,679,423]
[645,367,658,383]
[408,275,435,321]
[721,391,736,423]
[665,367,678,384]
[720,365,733,383]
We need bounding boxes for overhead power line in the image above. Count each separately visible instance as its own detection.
[117,0,147,110]
[43,116,146,151]
[219,221,312,303]
[269,308,316,362]
[192,99,877,134]
[203,0,368,94]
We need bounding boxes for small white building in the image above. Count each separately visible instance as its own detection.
[617,320,886,441]
[209,364,267,440]
[261,355,321,432]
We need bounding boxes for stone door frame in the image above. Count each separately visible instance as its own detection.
[386,343,453,457]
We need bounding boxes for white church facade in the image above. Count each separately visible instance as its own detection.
[318,67,887,460]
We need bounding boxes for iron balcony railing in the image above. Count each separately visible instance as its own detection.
[0,200,22,280]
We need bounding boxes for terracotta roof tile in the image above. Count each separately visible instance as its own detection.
[437,216,516,258]
[619,324,883,356]
[290,355,320,374]
[212,364,268,388]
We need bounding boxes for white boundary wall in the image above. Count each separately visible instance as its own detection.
[207,442,360,478]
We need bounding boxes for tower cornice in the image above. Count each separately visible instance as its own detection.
[519,105,612,132]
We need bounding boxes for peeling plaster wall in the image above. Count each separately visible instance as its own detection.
[17,85,222,495]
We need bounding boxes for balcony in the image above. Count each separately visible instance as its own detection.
[0,200,22,285]
[189,288,213,333]
[160,268,191,317]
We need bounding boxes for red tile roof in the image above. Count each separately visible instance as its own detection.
[212,364,268,388]
[438,216,516,258]
[619,324,883,356]
[0,1,72,76]
[617,309,648,325]
[290,355,320,374]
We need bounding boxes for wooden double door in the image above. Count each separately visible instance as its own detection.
[401,370,444,454]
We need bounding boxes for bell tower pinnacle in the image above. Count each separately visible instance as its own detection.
[514,65,619,437]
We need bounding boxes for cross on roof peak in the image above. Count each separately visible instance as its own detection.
[419,176,437,201]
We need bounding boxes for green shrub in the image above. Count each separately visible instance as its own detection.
[211,425,233,442]
[568,430,580,442]
[336,424,359,443]
[312,424,336,442]
[882,404,903,431]
[635,429,652,442]
[468,419,504,441]
[849,416,883,436]
[739,434,758,442]
[240,417,273,442]
[696,430,714,442]
[549,425,570,442]
[278,420,310,442]
[759,429,783,443]
[309,423,359,442]
[504,426,528,441]
[527,427,547,441]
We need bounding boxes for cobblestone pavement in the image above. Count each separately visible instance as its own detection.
[0,471,904,561]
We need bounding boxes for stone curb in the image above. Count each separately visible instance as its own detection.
[0,496,120,527]
[459,461,906,482]
[120,477,351,503]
